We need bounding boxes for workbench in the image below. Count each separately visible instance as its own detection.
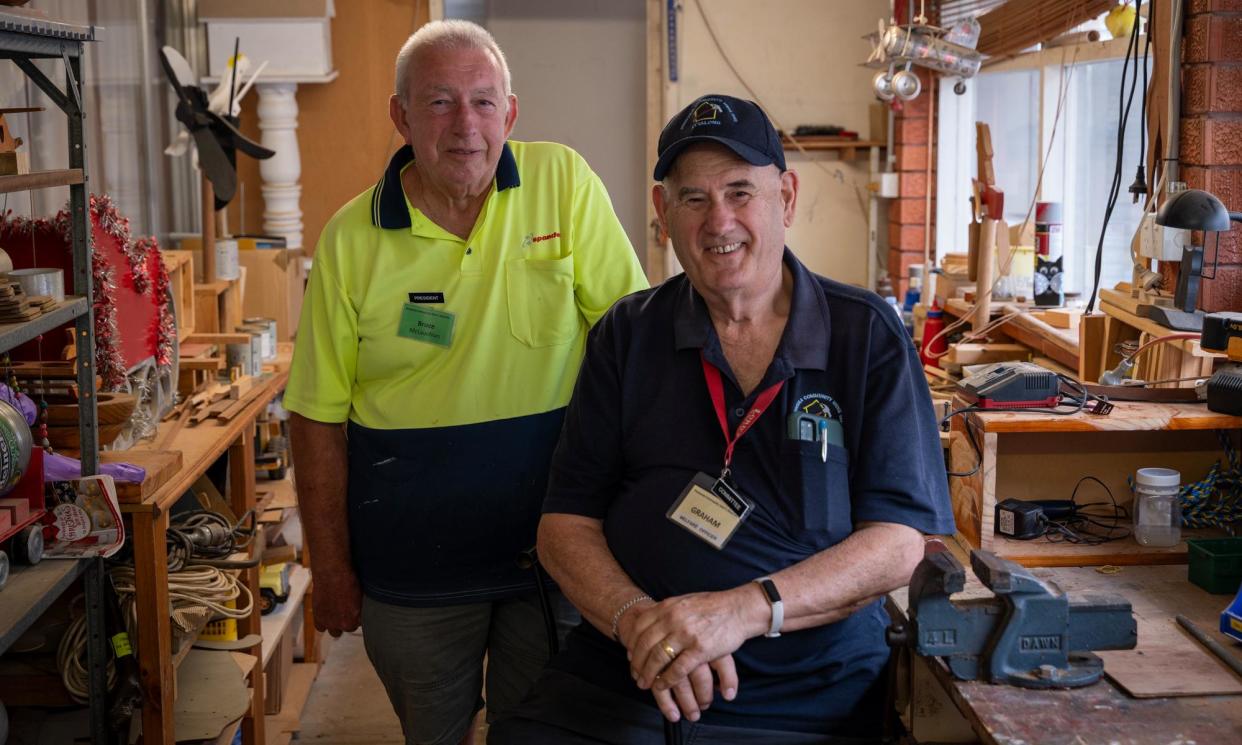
[116,346,300,745]
[948,396,1242,567]
[888,554,1242,744]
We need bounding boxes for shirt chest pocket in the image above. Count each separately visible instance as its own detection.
[505,255,580,347]
[778,439,852,542]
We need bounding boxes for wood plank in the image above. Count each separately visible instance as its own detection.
[102,449,182,503]
[179,356,225,371]
[965,401,1242,434]
[0,560,83,656]
[0,168,83,193]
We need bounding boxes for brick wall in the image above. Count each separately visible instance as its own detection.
[1183,0,1242,311]
[887,68,936,299]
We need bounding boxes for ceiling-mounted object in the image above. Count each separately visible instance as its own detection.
[865,17,982,102]
[159,45,274,206]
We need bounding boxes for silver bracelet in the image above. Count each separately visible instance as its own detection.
[610,593,651,641]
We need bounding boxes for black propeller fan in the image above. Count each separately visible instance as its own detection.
[159,45,274,208]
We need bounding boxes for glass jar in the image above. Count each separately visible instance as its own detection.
[1133,467,1182,547]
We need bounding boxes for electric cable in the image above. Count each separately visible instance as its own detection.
[1042,475,1131,545]
[1086,0,1144,313]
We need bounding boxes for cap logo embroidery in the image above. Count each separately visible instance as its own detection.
[681,97,737,132]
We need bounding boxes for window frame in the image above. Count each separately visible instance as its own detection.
[935,35,1146,299]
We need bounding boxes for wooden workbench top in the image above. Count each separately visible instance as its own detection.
[119,345,292,514]
[888,555,1242,745]
[964,399,1242,433]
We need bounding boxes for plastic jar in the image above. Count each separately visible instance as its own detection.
[1133,468,1182,547]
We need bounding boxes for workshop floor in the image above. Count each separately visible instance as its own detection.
[298,631,489,744]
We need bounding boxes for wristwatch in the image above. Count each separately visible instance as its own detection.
[754,576,784,638]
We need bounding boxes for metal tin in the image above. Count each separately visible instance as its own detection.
[242,316,277,360]
[9,268,64,303]
[215,239,240,280]
[225,342,253,379]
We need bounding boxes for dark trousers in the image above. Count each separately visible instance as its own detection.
[488,670,883,745]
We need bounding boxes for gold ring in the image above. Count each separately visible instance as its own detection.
[662,642,677,662]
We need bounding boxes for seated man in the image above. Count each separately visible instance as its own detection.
[489,94,954,744]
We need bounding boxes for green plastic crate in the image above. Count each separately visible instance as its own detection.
[1187,537,1242,595]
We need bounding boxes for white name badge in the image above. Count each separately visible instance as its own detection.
[666,472,752,550]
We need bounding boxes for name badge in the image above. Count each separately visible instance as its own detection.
[398,303,455,347]
[666,471,752,550]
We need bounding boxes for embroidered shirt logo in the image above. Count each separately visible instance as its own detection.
[522,231,561,248]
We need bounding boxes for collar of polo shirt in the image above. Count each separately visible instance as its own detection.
[370,143,522,230]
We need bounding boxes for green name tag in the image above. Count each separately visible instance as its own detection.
[398,303,455,347]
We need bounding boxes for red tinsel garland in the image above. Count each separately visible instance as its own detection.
[9,194,175,389]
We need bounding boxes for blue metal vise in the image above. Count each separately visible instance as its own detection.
[887,547,1137,688]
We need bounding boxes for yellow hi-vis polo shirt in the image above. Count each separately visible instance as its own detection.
[285,140,647,431]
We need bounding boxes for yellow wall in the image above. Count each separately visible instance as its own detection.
[669,0,889,286]
[228,1,431,254]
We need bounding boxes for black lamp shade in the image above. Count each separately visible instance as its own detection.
[1156,188,1231,231]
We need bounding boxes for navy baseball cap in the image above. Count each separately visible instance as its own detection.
[653,94,786,181]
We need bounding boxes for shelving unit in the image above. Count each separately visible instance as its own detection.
[0,11,106,744]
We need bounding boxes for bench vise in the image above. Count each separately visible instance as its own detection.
[887,548,1137,688]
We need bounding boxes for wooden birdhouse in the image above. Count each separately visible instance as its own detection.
[0,106,39,176]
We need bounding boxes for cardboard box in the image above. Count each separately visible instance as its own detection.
[238,249,306,341]
[199,0,334,79]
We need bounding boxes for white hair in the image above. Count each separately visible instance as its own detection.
[394,20,512,107]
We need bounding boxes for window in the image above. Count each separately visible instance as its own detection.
[936,38,1150,300]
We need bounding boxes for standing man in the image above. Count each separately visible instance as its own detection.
[491,95,954,744]
[285,20,647,745]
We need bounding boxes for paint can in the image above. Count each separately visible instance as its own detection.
[215,239,240,281]
[225,341,252,379]
[242,317,277,360]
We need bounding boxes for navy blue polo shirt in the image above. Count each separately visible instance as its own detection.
[543,249,954,734]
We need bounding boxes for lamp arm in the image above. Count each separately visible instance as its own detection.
[1230,211,1242,223]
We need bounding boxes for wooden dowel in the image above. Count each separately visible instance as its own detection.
[201,174,216,284]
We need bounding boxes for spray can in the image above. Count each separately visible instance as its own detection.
[902,265,924,337]
[1034,202,1064,307]
[920,301,947,367]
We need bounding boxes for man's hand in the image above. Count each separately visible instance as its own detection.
[312,567,363,637]
[651,657,737,723]
[623,586,768,693]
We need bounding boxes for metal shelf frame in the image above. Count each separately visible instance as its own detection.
[0,12,107,744]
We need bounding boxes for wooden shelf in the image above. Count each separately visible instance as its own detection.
[260,564,311,669]
[0,296,87,355]
[779,136,885,159]
[0,168,83,194]
[0,559,85,655]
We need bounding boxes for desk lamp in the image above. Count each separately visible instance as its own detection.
[1147,189,1242,331]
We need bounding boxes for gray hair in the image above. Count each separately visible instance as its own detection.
[394,20,512,107]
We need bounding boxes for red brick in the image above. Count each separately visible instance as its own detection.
[1183,164,1209,191]
[1188,0,1242,14]
[1198,263,1242,312]
[1183,64,1242,114]
[900,171,929,198]
[889,197,932,224]
[1181,118,1242,166]
[896,116,930,145]
[1197,165,1242,210]
[896,144,929,171]
[888,248,925,279]
[893,91,930,119]
[1177,163,1242,208]
[890,223,926,251]
[1209,227,1242,264]
[1183,14,1242,63]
